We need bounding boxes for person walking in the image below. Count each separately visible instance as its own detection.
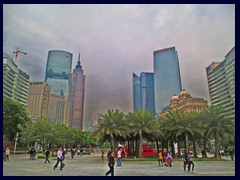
[3,148,6,162]
[117,148,122,166]
[158,150,163,166]
[101,150,105,161]
[166,151,172,167]
[44,149,51,163]
[182,150,188,172]
[105,151,115,176]
[187,150,195,173]
[229,149,234,161]
[54,147,63,171]
[77,148,80,156]
[5,147,10,162]
[70,148,75,159]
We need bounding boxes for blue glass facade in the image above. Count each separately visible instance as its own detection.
[45,50,73,97]
[140,73,155,114]
[153,47,182,114]
[133,73,141,110]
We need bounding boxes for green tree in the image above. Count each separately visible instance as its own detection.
[3,97,30,141]
[202,106,234,158]
[91,109,126,152]
[126,110,156,158]
[18,117,54,149]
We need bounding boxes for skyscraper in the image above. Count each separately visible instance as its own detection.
[132,73,141,111]
[26,82,50,121]
[153,47,182,115]
[140,72,155,114]
[132,72,155,113]
[69,53,86,130]
[206,46,235,120]
[3,53,30,106]
[45,50,73,97]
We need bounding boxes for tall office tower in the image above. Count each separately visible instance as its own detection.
[69,53,85,130]
[3,53,29,106]
[45,50,72,97]
[132,72,155,113]
[48,94,66,124]
[26,82,50,121]
[206,46,235,120]
[153,47,182,115]
[45,50,72,125]
[133,73,141,111]
[140,72,155,114]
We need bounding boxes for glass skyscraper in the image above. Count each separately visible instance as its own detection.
[153,47,182,115]
[45,50,73,97]
[140,72,155,114]
[133,73,141,111]
[132,72,155,114]
[206,46,235,120]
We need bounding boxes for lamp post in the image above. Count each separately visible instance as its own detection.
[14,132,19,154]
[14,48,27,63]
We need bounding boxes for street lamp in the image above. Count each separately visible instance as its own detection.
[14,48,27,63]
[14,132,19,154]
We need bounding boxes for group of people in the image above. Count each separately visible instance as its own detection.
[182,150,195,173]
[28,148,36,160]
[158,150,173,167]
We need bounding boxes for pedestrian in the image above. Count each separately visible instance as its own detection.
[54,147,63,170]
[229,149,234,161]
[70,148,75,159]
[5,147,10,162]
[105,151,115,176]
[77,148,80,156]
[3,148,6,162]
[117,148,122,166]
[32,148,36,160]
[101,150,105,161]
[62,146,67,160]
[44,149,51,163]
[158,150,163,166]
[182,150,188,172]
[166,151,172,167]
[187,150,195,173]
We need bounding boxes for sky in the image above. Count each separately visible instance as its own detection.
[3,4,235,124]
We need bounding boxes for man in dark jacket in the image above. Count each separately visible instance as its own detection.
[105,151,115,176]
[44,149,50,163]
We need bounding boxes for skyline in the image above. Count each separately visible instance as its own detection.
[3,4,235,123]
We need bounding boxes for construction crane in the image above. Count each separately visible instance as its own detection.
[14,48,27,63]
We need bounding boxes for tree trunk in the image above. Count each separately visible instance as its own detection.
[138,133,143,158]
[156,139,160,153]
[214,132,219,158]
[171,141,175,158]
[110,137,115,153]
[192,139,197,157]
[203,136,208,158]
[185,133,189,152]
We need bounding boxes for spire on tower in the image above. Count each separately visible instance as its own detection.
[76,51,82,69]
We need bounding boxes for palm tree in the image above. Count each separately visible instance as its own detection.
[202,106,234,158]
[90,109,126,153]
[161,110,198,152]
[126,110,156,158]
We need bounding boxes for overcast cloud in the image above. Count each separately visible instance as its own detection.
[3,4,235,125]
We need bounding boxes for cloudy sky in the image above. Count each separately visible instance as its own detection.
[3,4,235,124]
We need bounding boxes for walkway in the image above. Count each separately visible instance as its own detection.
[3,154,235,176]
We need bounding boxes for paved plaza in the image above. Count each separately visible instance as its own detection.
[3,154,235,176]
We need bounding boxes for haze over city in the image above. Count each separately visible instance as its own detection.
[3,4,235,124]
